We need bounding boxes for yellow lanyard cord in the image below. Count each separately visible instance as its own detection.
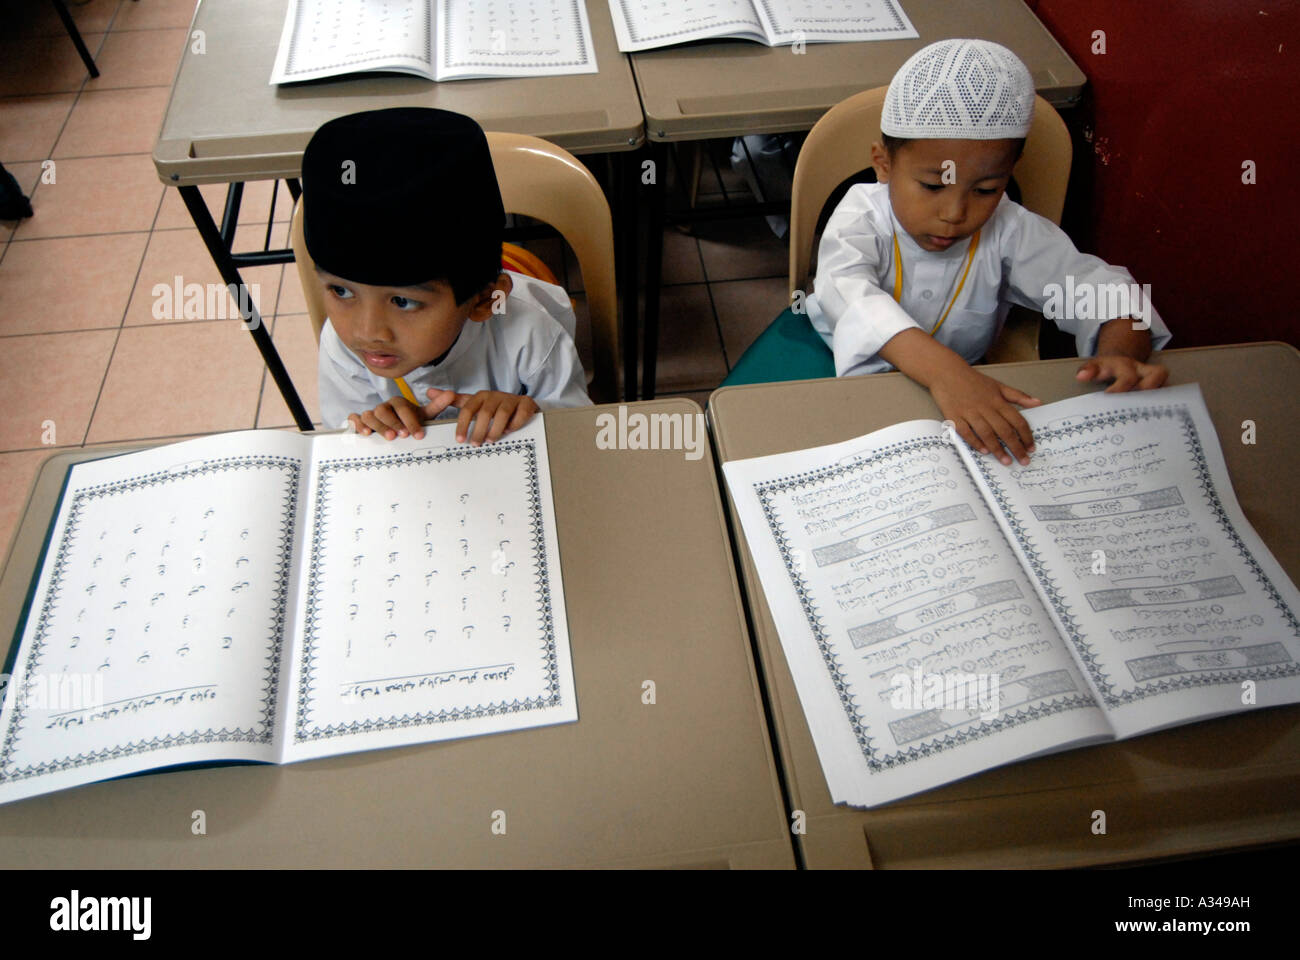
[394,376,418,404]
[891,228,981,335]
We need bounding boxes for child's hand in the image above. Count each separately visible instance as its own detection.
[448,390,540,445]
[929,366,1042,466]
[348,395,431,440]
[1076,355,1168,392]
[346,388,463,440]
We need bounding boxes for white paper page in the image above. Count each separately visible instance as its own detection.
[0,432,311,806]
[752,0,918,45]
[270,0,434,84]
[606,0,765,52]
[435,0,597,79]
[724,421,1110,808]
[960,384,1300,739]
[282,417,576,761]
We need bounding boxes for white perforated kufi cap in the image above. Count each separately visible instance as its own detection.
[882,39,1035,139]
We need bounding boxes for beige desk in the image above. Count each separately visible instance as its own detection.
[154,0,643,185]
[153,0,647,427]
[630,0,1088,143]
[0,401,793,869]
[709,343,1300,869]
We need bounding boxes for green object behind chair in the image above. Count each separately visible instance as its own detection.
[721,307,835,387]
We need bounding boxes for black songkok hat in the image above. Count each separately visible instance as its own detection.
[301,107,505,288]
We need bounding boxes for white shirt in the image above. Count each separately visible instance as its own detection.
[318,272,591,429]
[806,183,1172,377]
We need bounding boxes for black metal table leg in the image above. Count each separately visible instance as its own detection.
[177,184,314,432]
[50,0,99,78]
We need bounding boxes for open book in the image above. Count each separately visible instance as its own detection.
[270,0,597,84]
[607,0,917,53]
[723,385,1300,808]
[0,418,576,806]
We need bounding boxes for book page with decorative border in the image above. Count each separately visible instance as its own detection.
[271,0,435,84]
[0,431,311,806]
[753,0,918,45]
[724,420,1110,808]
[607,0,764,52]
[961,384,1300,739]
[437,0,597,79]
[282,417,577,761]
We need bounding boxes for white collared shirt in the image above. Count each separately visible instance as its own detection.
[318,272,591,429]
[806,183,1172,377]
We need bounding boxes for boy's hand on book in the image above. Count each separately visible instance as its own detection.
[1076,355,1168,392]
[349,395,431,440]
[446,390,539,446]
[929,367,1041,467]
[345,390,538,444]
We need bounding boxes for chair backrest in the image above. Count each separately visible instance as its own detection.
[788,88,1072,297]
[290,131,618,402]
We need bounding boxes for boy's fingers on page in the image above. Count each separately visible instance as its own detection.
[361,408,400,441]
[370,403,409,438]
[1104,367,1140,393]
[998,382,1041,407]
[455,395,484,443]
[977,413,1020,466]
[965,415,1003,459]
[484,402,517,443]
[394,401,425,439]
[422,388,458,416]
[946,416,986,454]
[1076,359,1101,382]
[469,399,499,446]
[347,413,370,436]
[1003,403,1035,456]
[976,409,1022,465]
[992,409,1032,465]
[1137,363,1169,390]
[507,399,535,434]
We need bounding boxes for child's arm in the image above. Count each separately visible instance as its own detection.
[879,328,1041,466]
[1000,206,1172,369]
[808,186,920,377]
[1075,319,1168,391]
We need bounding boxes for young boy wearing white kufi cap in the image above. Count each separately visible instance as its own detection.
[806,38,1171,466]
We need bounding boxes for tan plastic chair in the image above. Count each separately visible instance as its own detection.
[290,132,618,403]
[788,88,1072,362]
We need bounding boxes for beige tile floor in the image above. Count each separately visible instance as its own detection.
[0,0,794,557]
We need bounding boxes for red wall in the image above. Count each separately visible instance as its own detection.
[1027,0,1300,348]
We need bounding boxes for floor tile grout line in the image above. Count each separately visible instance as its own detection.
[2,227,165,244]
[4,218,293,245]
[701,276,732,374]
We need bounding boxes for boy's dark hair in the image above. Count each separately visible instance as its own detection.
[881,133,1026,160]
[301,108,505,306]
[441,239,503,306]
